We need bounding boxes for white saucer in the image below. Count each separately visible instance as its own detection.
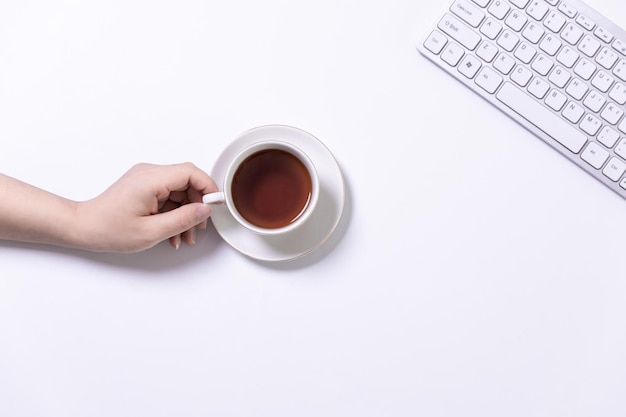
[209,125,345,262]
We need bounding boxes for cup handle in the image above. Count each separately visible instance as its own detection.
[202,192,225,205]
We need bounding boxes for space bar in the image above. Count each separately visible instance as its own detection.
[496,82,587,154]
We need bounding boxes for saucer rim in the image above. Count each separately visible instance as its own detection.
[209,124,345,262]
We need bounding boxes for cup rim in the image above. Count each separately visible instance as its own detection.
[221,140,319,236]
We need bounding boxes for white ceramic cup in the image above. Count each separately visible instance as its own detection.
[202,140,319,235]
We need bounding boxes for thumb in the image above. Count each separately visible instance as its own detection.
[149,203,213,242]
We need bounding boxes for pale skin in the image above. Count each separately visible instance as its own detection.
[0,162,219,253]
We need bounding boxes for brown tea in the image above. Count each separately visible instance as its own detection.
[231,149,313,229]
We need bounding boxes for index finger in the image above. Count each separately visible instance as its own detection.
[150,162,219,200]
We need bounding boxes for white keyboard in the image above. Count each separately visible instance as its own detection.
[417,0,626,199]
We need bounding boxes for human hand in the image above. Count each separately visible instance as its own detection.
[76,162,218,252]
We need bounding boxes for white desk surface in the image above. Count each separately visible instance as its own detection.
[1,1,626,416]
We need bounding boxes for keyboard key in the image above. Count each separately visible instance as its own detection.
[424,31,448,54]
[580,114,603,136]
[548,66,571,88]
[566,78,589,100]
[515,42,537,63]
[597,126,620,148]
[475,67,504,93]
[498,30,520,52]
[573,57,597,80]
[480,17,503,39]
[613,59,626,81]
[595,27,614,43]
[532,54,554,76]
[438,14,482,50]
[544,11,567,33]
[528,77,550,98]
[505,10,528,32]
[522,22,545,44]
[558,2,578,19]
[603,157,626,181]
[615,138,626,158]
[583,90,606,112]
[458,54,482,78]
[561,23,584,45]
[563,101,585,123]
[557,46,580,68]
[545,89,567,111]
[527,1,549,21]
[591,70,615,93]
[477,40,499,62]
[601,103,624,125]
[613,39,626,55]
[581,141,609,169]
[609,82,626,104]
[540,34,562,56]
[511,65,533,87]
[494,53,516,74]
[596,47,619,69]
[576,14,595,31]
[451,0,486,28]
[488,0,510,20]
[496,82,587,153]
[441,43,465,66]
[579,35,601,57]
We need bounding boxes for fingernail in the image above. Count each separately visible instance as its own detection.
[174,235,181,250]
[190,227,196,245]
[196,204,212,221]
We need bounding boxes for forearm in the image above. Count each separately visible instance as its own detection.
[0,174,81,248]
